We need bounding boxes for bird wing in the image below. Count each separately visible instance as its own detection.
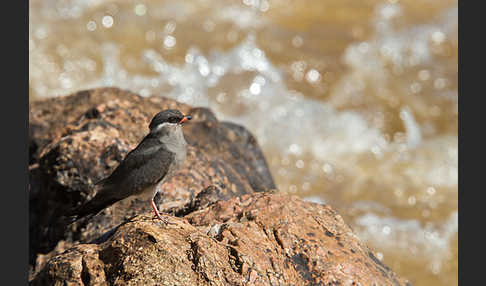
[99,136,175,200]
[69,135,175,221]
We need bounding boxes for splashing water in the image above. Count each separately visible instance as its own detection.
[29,0,457,285]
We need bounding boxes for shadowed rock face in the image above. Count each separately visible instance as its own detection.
[29,87,409,285]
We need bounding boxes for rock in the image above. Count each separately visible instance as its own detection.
[32,244,107,286]
[30,87,409,285]
[31,193,409,286]
[29,88,275,272]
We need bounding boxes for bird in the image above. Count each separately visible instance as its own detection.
[68,109,192,224]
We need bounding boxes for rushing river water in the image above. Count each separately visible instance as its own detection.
[29,0,458,285]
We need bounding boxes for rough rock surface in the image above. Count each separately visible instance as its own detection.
[29,87,409,285]
[32,193,409,286]
[29,88,275,273]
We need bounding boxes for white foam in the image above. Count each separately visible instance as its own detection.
[400,107,422,149]
[30,26,457,188]
[354,211,457,273]
[303,196,326,205]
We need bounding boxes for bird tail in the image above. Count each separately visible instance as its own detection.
[65,191,119,223]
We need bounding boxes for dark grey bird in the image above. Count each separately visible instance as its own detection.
[68,109,192,223]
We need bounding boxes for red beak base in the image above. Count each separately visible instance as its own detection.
[179,115,192,124]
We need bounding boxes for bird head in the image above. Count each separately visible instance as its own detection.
[149,109,192,132]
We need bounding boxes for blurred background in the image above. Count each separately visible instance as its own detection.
[29,0,458,285]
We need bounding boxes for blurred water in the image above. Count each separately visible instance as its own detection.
[29,0,458,285]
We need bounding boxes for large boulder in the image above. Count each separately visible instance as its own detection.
[32,193,409,286]
[29,88,275,271]
[29,88,409,285]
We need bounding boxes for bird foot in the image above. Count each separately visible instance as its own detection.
[151,213,176,225]
[151,199,176,225]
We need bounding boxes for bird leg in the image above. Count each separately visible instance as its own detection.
[150,199,175,225]
[150,199,164,220]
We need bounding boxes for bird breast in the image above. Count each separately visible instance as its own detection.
[159,126,187,170]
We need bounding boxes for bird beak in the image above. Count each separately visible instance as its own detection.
[179,115,192,124]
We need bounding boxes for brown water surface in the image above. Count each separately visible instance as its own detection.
[29,1,458,285]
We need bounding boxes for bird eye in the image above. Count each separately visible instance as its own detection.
[168,117,179,123]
